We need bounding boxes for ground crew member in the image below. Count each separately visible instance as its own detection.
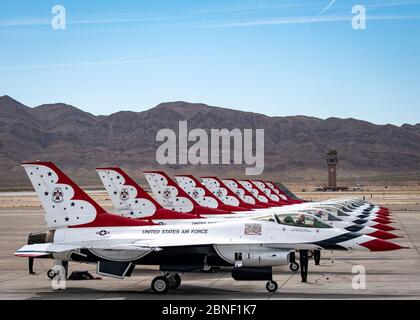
[27,233,36,275]
[299,250,309,282]
[314,249,321,265]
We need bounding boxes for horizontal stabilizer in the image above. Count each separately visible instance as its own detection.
[14,243,81,257]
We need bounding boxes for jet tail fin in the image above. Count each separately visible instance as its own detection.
[222,178,270,208]
[238,180,278,206]
[201,176,258,210]
[175,175,222,208]
[143,171,229,215]
[22,162,153,228]
[96,167,161,218]
[143,171,196,213]
[175,175,250,212]
[252,180,282,202]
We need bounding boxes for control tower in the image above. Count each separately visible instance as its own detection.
[326,150,338,188]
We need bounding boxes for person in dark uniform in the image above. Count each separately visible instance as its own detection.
[62,260,69,278]
[27,233,36,275]
[314,249,321,266]
[28,257,35,275]
[299,250,308,282]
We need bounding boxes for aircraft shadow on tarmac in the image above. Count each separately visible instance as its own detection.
[26,286,414,300]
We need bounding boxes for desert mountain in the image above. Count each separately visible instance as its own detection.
[0,95,419,188]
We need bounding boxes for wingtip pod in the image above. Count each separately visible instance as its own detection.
[360,239,407,251]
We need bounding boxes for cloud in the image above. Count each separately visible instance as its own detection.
[0,56,206,72]
[0,18,49,27]
[200,14,420,29]
[315,0,336,17]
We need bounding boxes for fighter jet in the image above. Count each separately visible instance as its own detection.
[98,169,398,240]
[15,162,405,293]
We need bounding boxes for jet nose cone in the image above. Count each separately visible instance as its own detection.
[373,224,399,231]
[368,230,400,240]
[360,239,407,251]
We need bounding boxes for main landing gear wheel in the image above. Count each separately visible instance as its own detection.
[201,265,213,272]
[47,269,56,280]
[266,281,278,292]
[289,262,300,272]
[168,274,181,289]
[151,276,169,294]
[308,251,314,258]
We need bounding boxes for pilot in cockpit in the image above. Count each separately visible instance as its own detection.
[283,215,294,224]
[296,214,305,225]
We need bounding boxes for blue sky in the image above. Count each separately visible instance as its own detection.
[0,0,419,125]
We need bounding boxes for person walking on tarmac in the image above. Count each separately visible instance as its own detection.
[27,234,36,275]
[28,257,35,275]
[314,250,321,266]
[299,250,309,282]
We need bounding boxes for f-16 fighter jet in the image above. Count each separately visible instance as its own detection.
[98,169,399,241]
[15,162,405,293]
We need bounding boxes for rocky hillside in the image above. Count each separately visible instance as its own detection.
[1,95,419,188]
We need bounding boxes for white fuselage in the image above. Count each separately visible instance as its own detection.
[51,218,374,265]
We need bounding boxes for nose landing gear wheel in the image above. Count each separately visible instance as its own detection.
[289,262,300,272]
[151,276,169,294]
[169,274,182,289]
[266,281,278,292]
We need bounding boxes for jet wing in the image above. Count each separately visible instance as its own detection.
[114,237,271,249]
[14,243,82,257]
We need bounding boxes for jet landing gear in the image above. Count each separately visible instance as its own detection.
[168,273,181,289]
[266,280,278,292]
[47,269,56,280]
[289,262,299,272]
[289,252,300,272]
[151,276,169,294]
[231,266,278,293]
[47,260,68,280]
[151,273,181,294]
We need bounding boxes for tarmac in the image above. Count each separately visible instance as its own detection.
[0,190,419,300]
